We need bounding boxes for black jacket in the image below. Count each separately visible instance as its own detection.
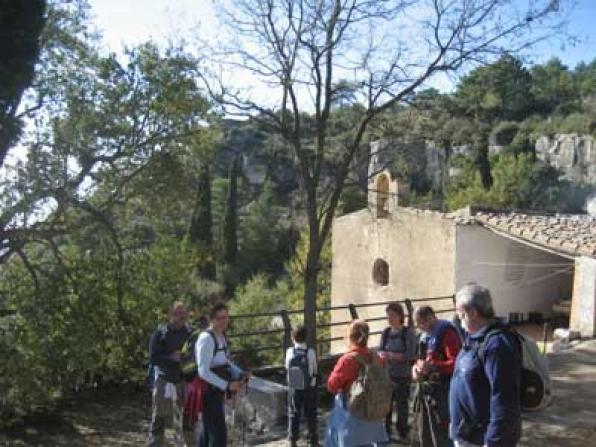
[149,323,191,383]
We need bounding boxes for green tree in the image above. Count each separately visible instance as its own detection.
[239,181,294,280]
[456,55,534,122]
[445,153,564,211]
[531,57,578,115]
[0,36,217,422]
[573,59,596,98]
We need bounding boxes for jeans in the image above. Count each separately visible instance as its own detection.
[385,377,411,438]
[146,377,194,447]
[288,388,318,444]
[198,386,227,447]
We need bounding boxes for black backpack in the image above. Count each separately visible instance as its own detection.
[287,347,311,390]
[181,329,227,382]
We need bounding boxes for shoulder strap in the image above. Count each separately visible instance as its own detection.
[475,324,514,364]
[381,327,390,351]
[206,330,221,359]
[401,327,408,347]
[350,352,370,366]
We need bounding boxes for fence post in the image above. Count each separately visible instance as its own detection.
[280,310,292,355]
[405,298,414,328]
[348,303,359,320]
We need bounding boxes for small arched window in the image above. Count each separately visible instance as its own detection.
[376,174,389,218]
[372,258,389,285]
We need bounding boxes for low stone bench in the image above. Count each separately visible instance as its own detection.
[244,376,288,430]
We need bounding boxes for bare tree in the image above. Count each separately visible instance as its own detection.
[204,0,568,347]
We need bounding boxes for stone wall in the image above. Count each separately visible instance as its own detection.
[330,207,456,352]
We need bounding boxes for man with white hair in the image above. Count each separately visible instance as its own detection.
[449,284,522,447]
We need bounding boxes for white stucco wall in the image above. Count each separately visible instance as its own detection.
[570,256,596,337]
[455,225,574,320]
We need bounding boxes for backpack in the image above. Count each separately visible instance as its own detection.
[180,329,226,382]
[475,325,552,411]
[346,353,393,420]
[287,347,311,390]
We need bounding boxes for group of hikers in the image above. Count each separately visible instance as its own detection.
[146,282,526,447]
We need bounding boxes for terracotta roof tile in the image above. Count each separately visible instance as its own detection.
[470,211,596,258]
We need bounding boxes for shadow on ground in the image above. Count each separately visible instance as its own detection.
[0,386,150,447]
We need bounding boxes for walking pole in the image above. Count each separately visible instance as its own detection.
[542,321,549,354]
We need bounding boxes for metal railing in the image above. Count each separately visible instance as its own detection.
[227,294,455,366]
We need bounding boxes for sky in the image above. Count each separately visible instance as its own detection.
[88,1,596,60]
[86,0,596,99]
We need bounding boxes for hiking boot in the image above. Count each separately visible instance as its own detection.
[287,439,298,447]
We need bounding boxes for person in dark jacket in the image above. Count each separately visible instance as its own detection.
[146,301,193,447]
[449,284,522,447]
[378,302,416,443]
[412,306,461,447]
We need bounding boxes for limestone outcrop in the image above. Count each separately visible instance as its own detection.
[535,134,596,184]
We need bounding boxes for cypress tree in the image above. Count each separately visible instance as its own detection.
[222,156,239,265]
[188,164,216,280]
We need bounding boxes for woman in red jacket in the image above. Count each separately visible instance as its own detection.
[324,320,388,447]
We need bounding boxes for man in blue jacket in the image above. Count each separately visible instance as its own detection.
[449,284,522,447]
[146,301,193,447]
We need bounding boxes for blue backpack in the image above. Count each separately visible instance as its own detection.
[287,347,311,390]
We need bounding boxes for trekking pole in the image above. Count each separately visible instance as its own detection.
[542,321,549,354]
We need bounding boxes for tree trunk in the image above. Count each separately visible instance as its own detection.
[475,136,493,190]
[0,0,46,169]
[303,203,323,349]
[303,247,321,351]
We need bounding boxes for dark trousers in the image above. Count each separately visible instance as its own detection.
[199,386,227,447]
[413,382,452,447]
[385,377,411,438]
[288,388,318,444]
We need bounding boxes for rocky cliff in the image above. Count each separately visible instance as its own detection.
[535,134,596,184]
[370,134,596,191]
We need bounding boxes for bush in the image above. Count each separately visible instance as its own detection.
[444,153,565,212]
[0,236,209,425]
[227,275,290,368]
